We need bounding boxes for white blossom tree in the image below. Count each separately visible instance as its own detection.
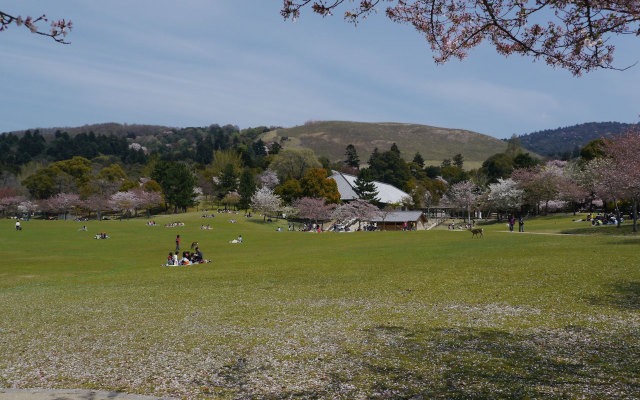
[258,169,280,189]
[445,180,480,224]
[17,200,38,218]
[250,187,283,221]
[111,190,145,218]
[486,178,524,217]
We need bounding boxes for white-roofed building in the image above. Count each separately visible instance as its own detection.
[371,210,429,231]
[329,171,410,205]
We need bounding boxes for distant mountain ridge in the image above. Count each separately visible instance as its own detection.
[260,121,510,169]
[2,122,175,138]
[519,121,638,157]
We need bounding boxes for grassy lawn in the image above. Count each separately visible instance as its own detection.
[1,213,639,398]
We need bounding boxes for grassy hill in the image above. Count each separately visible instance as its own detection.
[261,121,509,169]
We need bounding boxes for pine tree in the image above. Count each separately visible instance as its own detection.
[353,169,379,202]
[344,144,360,169]
[217,163,238,199]
[238,169,257,211]
[390,143,400,155]
[453,153,464,168]
[412,152,425,168]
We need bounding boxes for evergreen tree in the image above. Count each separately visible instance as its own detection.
[368,147,380,165]
[344,144,360,168]
[506,134,523,156]
[453,153,464,168]
[390,143,400,155]
[412,152,424,168]
[196,135,214,164]
[353,169,379,202]
[217,163,238,198]
[367,148,411,190]
[269,142,281,155]
[151,161,197,213]
[238,169,257,210]
[252,139,268,157]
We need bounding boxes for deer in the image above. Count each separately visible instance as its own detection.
[469,227,483,238]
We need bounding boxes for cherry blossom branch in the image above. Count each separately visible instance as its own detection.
[0,11,72,44]
[281,0,640,76]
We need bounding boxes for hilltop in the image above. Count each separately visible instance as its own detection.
[260,121,509,169]
[519,121,638,157]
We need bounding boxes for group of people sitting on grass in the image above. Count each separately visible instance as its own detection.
[581,213,623,226]
[217,209,239,214]
[146,220,157,226]
[94,232,109,239]
[164,221,184,227]
[200,224,212,230]
[166,248,204,266]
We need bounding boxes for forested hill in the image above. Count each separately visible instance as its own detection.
[0,123,272,174]
[260,121,509,169]
[4,123,174,138]
[519,122,637,157]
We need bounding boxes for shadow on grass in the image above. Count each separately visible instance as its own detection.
[353,325,640,398]
[189,324,640,398]
[588,281,640,310]
[561,224,638,236]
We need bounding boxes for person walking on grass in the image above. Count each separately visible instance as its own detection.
[509,216,515,232]
[15,220,21,231]
[175,234,180,251]
[518,216,524,232]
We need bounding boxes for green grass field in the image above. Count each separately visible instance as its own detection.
[1,213,639,399]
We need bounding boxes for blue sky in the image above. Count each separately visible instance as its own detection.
[2,1,639,138]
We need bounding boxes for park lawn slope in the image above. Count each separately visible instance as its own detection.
[0,213,639,398]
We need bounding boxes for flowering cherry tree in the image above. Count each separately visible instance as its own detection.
[43,193,80,220]
[293,197,336,225]
[250,187,283,221]
[332,199,381,230]
[602,129,640,232]
[136,189,163,217]
[0,11,72,43]
[111,190,150,218]
[445,180,480,223]
[512,163,564,214]
[82,194,115,221]
[486,178,523,216]
[0,196,24,217]
[282,1,640,75]
[17,200,38,218]
[258,169,280,190]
